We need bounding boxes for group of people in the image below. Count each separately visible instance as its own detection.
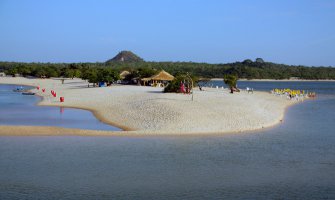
[180,81,192,94]
[271,88,316,100]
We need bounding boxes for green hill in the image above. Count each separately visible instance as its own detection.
[106,51,144,63]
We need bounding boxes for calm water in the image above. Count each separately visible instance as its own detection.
[0,81,335,199]
[0,84,121,131]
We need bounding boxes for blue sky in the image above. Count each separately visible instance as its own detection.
[0,0,334,66]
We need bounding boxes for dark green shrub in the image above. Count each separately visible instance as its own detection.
[164,74,197,93]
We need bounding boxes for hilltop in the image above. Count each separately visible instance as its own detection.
[106,51,144,63]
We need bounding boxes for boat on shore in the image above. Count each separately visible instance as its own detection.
[22,92,35,95]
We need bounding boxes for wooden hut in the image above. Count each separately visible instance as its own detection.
[141,70,174,87]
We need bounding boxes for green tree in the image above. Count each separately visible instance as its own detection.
[255,58,265,63]
[18,66,31,77]
[35,68,47,78]
[97,68,120,85]
[243,59,253,65]
[6,67,18,77]
[82,68,98,86]
[164,74,197,93]
[45,67,58,78]
[137,67,156,78]
[224,74,238,93]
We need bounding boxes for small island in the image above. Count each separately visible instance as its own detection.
[0,78,299,136]
[0,51,325,136]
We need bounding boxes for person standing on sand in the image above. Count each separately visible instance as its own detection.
[180,81,186,94]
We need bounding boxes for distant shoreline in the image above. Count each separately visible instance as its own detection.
[211,78,335,82]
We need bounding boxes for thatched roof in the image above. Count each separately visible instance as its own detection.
[119,70,130,79]
[144,70,174,81]
[141,77,152,81]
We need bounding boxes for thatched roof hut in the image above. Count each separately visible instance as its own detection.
[119,70,130,80]
[141,70,174,86]
[149,70,174,81]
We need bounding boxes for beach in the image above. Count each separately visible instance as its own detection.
[0,77,299,135]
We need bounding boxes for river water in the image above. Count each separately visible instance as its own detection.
[0,84,121,131]
[0,81,334,199]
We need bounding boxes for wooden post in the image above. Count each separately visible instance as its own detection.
[186,73,193,101]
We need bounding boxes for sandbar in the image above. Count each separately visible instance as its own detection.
[0,77,300,136]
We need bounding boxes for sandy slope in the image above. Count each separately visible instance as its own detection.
[0,77,299,135]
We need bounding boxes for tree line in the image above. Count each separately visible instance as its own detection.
[1,58,335,81]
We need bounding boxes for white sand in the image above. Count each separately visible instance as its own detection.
[0,77,300,135]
